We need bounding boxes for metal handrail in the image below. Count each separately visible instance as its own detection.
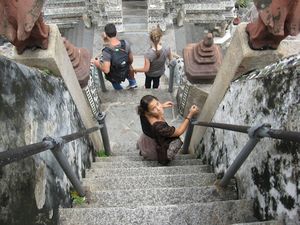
[0,126,101,196]
[168,59,177,93]
[192,121,300,143]
[183,121,300,187]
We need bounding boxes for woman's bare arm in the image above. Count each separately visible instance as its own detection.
[134,57,150,73]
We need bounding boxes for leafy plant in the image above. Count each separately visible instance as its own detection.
[236,0,251,8]
[96,150,107,157]
[70,191,86,205]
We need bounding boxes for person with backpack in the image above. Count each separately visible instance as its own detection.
[133,25,172,89]
[91,23,137,90]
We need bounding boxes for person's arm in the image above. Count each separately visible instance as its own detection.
[134,57,150,73]
[128,51,133,65]
[92,58,110,74]
[171,105,199,137]
[162,101,174,108]
[167,47,173,61]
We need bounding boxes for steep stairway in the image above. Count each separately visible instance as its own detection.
[119,1,149,55]
[59,86,281,224]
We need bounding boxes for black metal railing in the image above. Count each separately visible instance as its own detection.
[0,126,101,196]
[183,121,300,187]
[83,65,111,156]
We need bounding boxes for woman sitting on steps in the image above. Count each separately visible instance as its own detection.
[137,95,199,165]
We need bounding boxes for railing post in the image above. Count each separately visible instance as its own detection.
[96,112,111,156]
[168,59,177,93]
[95,66,107,92]
[182,118,195,154]
[218,124,271,187]
[44,137,86,197]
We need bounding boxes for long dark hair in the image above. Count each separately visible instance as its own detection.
[137,95,158,116]
[138,95,158,138]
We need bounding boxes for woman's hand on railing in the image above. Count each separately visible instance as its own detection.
[187,105,199,119]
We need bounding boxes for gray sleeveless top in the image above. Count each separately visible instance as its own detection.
[144,46,170,77]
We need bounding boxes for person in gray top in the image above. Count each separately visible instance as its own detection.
[133,25,173,88]
[91,23,137,90]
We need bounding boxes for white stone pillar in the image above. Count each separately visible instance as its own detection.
[13,24,103,151]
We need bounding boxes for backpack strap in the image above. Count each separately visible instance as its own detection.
[120,40,126,51]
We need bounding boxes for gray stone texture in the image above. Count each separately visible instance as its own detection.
[59,200,255,225]
[84,173,217,191]
[86,165,211,178]
[0,56,92,225]
[87,185,237,207]
[196,54,300,224]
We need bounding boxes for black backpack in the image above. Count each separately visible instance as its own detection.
[103,40,129,83]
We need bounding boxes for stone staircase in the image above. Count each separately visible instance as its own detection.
[119,1,149,55]
[59,88,281,224]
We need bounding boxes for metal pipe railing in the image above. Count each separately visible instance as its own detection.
[168,59,177,93]
[0,126,100,196]
[96,112,111,156]
[183,121,300,187]
[93,65,107,92]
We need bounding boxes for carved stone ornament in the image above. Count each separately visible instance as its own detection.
[183,33,223,83]
[0,0,50,54]
[63,38,91,88]
[246,0,300,50]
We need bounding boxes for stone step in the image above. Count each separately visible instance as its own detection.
[59,200,255,225]
[91,159,203,168]
[85,185,237,208]
[122,8,148,17]
[118,32,150,54]
[124,23,148,32]
[86,165,211,178]
[123,16,148,24]
[122,1,148,9]
[100,88,176,104]
[230,221,283,225]
[83,173,217,190]
[95,154,196,162]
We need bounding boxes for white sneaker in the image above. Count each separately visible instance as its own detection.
[126,84,138,89]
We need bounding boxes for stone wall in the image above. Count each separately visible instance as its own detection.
[195,54,300,225]
[0,56,92,225]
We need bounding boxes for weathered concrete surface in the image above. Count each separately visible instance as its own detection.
[0,56,92,225]
[189,23,300,154]
[196,54,300,224]
[13,24,103,152]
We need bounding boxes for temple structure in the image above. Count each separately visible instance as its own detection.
[183,33,222,83]
[43,0,235,55]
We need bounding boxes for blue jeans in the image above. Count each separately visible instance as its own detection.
[111,78,137,90]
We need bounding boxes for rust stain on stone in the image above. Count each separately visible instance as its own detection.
[63,38,91,88]
[0,0,49,54]
[246,0,300,50]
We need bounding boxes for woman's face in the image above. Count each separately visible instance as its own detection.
[146,99,164,117]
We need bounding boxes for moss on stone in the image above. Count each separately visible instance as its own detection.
[41,78,55,95]
[275,141,299,164]
[251,163,271,192]
[280,195,295,210]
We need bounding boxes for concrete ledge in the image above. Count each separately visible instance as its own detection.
[13,24,103,151]
[190,23,300,153]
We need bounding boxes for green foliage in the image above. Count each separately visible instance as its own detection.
[70,191,86,205]
[236,0,251,8]
[41,68,52,75]
[96,150,107,157]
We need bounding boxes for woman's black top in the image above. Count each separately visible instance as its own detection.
[140,115,176,164]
